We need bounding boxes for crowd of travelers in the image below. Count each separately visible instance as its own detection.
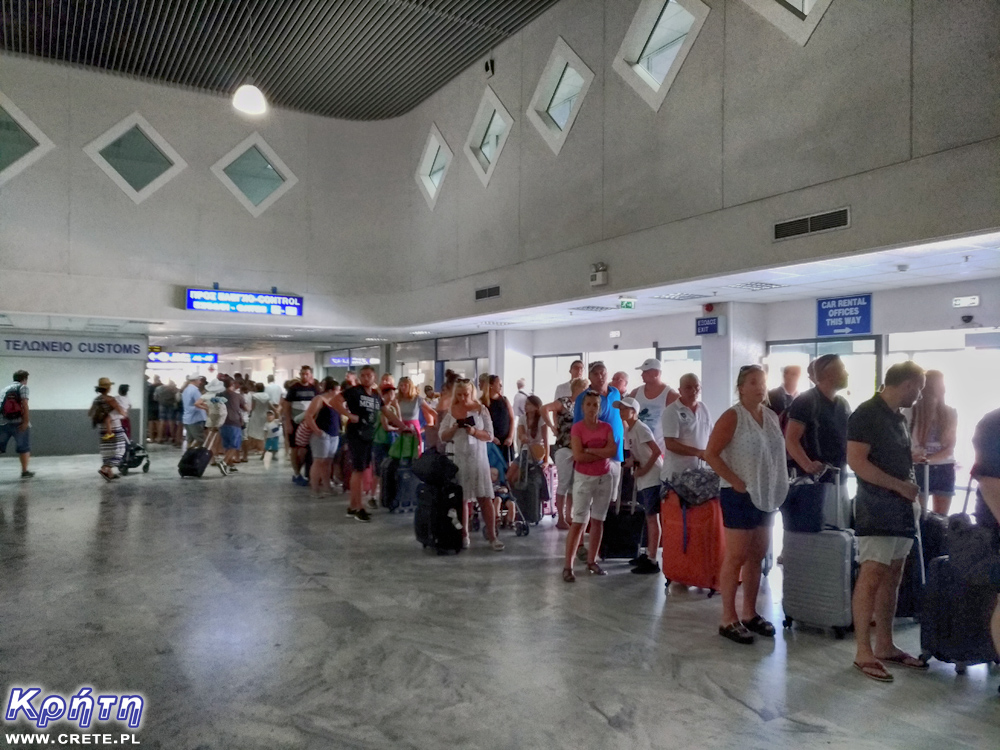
[2,348,997,688]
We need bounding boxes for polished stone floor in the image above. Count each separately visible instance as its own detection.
[1,448,997,750]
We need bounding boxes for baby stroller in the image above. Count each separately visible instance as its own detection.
[119,436,150,475]
[484,442,530,537]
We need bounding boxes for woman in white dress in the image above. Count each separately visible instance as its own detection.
[439,379,504,551]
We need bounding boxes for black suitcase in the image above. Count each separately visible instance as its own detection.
[379,457,400,510]
[919,555,999,673]
[513,463,545,525]
[415,481,463,554]
[599,466,643,560]
[895,534,925,618]
[920,510,949,566]
[177,430,218,478]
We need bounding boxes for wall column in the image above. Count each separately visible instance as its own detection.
[699,302,768,421]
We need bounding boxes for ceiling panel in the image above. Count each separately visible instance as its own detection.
[0,0,562,120]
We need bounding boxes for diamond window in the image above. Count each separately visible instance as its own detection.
[739,0,835,45]
[0,92,56,187]
[414,124,453,210]
[525,38,596,155]
[463,87,513,187]
[84,113,186,204]
[612,0,710,112]
[212,133,298,217]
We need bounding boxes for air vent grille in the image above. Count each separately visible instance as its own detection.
[570,305,616,313]
[726,282,788,292]
[475,285,501,301]
[774,207,850,241]
[652,293,711,301]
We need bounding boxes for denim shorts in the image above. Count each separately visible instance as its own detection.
[917,463,956,496]
[310,433,340,460]
[637,485,661,515]
[720,487,775,530]
[0,422,30,454]
[220,424,243,451]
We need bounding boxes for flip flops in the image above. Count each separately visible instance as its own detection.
[854,661,894,682]
[878,652,929,671]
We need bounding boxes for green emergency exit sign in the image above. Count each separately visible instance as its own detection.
[619,298,636,310]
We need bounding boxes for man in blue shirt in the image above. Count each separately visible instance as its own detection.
[181,375,208,447]
[574,361,624,501]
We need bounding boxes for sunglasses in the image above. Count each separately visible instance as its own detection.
[584,390,601,398]
[455,378,471,384]
[739,364,764,373]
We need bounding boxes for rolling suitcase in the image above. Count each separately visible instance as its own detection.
[513,462,545,525]
[659,491,726,595]
[394,462,422,513]
[782,468,850,532]
[781,529,856,638]
[177,430,217,478]
[379,457,400,510]
[919,555,999,673]
[415,481,464,554]
[895,534,925,619]
[599,466,643,559]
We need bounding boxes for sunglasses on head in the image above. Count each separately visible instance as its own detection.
[584,390,601,397]
[739,364,763,373]
[456,378,471,384]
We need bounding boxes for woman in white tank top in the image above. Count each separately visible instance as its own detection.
[705,364,789,646]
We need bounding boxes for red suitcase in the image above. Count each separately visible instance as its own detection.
[660,491,726,596]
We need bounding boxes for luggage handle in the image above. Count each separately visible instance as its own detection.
[962,474,978,515]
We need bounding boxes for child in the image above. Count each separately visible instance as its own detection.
[614,397,664,575]
[263,409,282,468]
[491,467,517,529]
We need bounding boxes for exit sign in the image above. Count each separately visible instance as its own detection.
[619,298,636,310]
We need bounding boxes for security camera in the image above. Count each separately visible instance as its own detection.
[961,314,974,324]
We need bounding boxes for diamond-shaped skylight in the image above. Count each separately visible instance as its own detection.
[415,124,453,210]
[526,37,596,155]
[0,92,56,187]
[83,113,186,204]
[464,87,513,187]
[739,0,835,46]
[212,133,298,217]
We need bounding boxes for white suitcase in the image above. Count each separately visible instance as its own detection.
[782,529,856,638]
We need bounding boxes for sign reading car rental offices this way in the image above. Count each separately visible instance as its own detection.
[817,294,872,337]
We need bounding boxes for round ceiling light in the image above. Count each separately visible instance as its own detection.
[233,83,267,116]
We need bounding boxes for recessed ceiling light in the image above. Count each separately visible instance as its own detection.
[726,282,788,292]
[651,293,712,301]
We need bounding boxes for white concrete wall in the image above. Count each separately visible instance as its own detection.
[1,0,999,330]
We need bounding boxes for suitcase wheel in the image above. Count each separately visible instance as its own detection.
[955,662,968,675]
[832,626,847,640]
[707,589,716,599]
[664,579,671,589]
[783,617,793,629]
[120,466,129,476]
[142,461,150,473]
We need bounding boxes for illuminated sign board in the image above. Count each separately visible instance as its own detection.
[327,356,381,367]
[186,288,303,317]
[147,352,218,364]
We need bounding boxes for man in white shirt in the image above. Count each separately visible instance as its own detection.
[512,379,530,420]
[553,360,585,401]
[661,373,712,483]
[264,374,283,406]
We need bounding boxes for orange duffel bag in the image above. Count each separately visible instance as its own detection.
[660,490,726,595]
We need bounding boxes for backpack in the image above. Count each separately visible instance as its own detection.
[88,397,113,428]
[1,386,23,420]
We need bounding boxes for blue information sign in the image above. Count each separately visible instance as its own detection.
[817,294,872,337]
[696,316,721,336]
[186,288,303,317]
[147,352,218,364]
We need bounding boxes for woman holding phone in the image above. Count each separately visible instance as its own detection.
[439,379,504,551]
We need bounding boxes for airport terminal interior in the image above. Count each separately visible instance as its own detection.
[1,0,999,747]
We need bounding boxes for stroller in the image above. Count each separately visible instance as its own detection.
[482,443,531,538]
[119,436,150,475]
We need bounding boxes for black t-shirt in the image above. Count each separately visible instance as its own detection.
[848,394,916,537]
[767,387,795,419]
[973,408,1000,533]
[221,390,243,427]
[786,387,851,473]
[285,382,318,425]
[489,397,511,441]
[342,385,382,442]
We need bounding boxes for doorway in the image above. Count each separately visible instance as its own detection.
[766,336,882,413]
[532,353,582,402]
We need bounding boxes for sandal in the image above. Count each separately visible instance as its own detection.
[562,568,576,583]
[719,622,755,645]
[98,469,114,482]
[854,661,894,683]
[742,615,776,638]
[878,652,929,671]
[586,562,607,576]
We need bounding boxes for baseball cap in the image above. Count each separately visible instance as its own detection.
[636,358,661,372]
[612,397,640,412]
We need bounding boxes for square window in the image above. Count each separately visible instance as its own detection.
[84,113,186,204]
[98,126,174,193]
[0,92,56,187]
[526,38,595,155]
[414,123,453,210]
[740,0,835,45]
[612,0,710,112]
[211,133,298,217]
[463,87,513,188]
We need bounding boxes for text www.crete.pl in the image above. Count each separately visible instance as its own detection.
[4,733,140,745]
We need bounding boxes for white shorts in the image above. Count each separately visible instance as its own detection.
[571,472,614,524]
[609,460,622,505]
[858,536,914,565]
[309,433,340,460]
[554,447,575,495]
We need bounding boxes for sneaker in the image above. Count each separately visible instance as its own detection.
[227,464,238,473]
[20,471,34,479]
[218,462,229,476]
[631,558,660,575]
[366,496,378,511]
[629,553,649,567]
[346,508,358,519]
[292,475,309,487]
[353,508,372,523]
[490,538,505,552]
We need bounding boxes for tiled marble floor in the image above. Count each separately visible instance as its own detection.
[1,449,997,749]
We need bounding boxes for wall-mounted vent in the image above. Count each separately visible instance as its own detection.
[478,321,515,327]
[774,207,850,241]
[475,285,501,301]
[570,305,616,313]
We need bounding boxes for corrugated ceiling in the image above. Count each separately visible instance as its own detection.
[0,0,562,120]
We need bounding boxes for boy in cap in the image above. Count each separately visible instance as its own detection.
[614,396,664,575]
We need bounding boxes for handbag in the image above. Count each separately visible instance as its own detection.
[667,467,720,507]
[782,474,842,533]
